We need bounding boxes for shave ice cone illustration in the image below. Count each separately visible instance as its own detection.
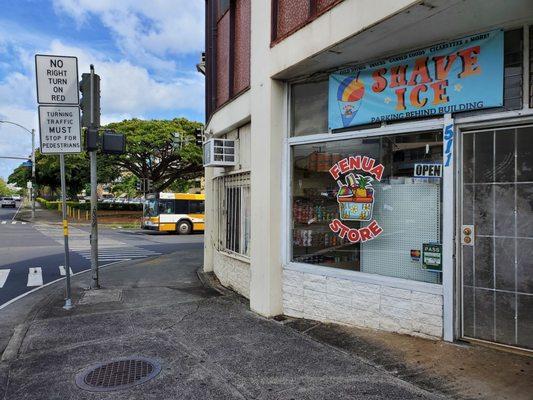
[337,73,365,127]
[336,173,374,221]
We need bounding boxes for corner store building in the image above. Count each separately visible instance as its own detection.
[202,0,533,352]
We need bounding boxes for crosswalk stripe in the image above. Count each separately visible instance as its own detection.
[79,254,161,259]
[80,252,160,257]
[59,266,73,276]
[27,267,43,287]
[0,269,10,288]
[33,224,162,264]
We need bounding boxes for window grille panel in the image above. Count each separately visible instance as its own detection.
[215,172,251,257]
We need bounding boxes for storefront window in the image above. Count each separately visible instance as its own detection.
[291,131,443,284]
[291,80,328,136]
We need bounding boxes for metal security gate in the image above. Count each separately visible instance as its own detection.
[215,172,251,257]
[460,124,533,351]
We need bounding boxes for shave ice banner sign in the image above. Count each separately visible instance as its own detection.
[328,30,503,129]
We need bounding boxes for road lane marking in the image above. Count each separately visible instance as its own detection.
[0,260,125,310]
[27,267,43,287]
[12,201,23,221]
[59,266,73,276]
[0,269,10,288]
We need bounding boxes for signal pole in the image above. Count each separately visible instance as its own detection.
[59,154,72,309]
[31,128,35,219]
[89,64,99,289]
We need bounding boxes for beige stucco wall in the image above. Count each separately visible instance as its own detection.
[203,123,251,298]
[205,0,426,317]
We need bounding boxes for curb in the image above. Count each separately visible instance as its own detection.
[0,256,160,364]
[1,323,30,363]
[196,268,233,296]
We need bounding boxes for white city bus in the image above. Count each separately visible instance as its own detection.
[142,193,205,234]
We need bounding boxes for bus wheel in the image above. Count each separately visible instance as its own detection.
[177,220,192,235]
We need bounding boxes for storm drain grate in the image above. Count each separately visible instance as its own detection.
[75,357,161,392]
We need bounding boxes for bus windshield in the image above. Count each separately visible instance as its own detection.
[144,199,158,217]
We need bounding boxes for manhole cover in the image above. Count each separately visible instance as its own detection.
[75,357,161,392]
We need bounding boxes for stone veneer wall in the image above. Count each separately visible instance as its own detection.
[214,251,251,299]
[282,268,443,339]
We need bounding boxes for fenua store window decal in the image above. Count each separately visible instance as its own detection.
[329,156,384,243]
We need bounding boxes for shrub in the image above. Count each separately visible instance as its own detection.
[37,198,143,212]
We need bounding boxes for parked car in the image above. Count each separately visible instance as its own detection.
[1,197,16,208]
[12,195,21,201]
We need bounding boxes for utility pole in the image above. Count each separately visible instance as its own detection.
[89,64,99,289]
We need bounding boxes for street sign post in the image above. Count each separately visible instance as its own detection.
[35,54,80,310]
[35,55,79,105]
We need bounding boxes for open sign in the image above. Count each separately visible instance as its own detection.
[414,163,442,178]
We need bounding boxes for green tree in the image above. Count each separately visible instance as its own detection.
[104,118,203,192]
[166,178,197,193]
[7,117,202,198]
[0,178,13,196]
[8,150,121,199]
[110,173,138,198]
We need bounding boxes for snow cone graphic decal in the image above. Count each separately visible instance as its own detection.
[329,156,384,243]
[336,74,365,127]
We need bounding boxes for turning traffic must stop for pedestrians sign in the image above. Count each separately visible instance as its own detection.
[38,105,82,154]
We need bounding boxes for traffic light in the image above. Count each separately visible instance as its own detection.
[79,73,101,128]
[85,127,99,151]
[101,130,126,154]
[195,127,203,146]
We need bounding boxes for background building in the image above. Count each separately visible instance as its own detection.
[203,0,533,352]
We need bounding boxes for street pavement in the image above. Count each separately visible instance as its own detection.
[0,201,22,222]
[0,210,203,308]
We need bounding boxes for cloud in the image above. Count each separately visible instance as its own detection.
[0,38,204,178]
[52,0,204,73]
[46,40,204,116]
[0,1,206,179]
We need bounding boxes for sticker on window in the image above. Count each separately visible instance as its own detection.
[328,156,384,243]
[413,163,442,177]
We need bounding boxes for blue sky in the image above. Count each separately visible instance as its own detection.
[0,0,205,180]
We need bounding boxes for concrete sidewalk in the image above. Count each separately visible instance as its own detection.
[15,202,63,224]
[0,248,530,399]
[0,250,444,400]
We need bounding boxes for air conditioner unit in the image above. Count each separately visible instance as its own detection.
[203,138,238,167]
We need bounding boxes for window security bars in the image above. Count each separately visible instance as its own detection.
[216,172,251,257]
